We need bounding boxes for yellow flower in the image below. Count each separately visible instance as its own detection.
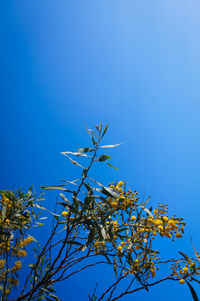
[94,242,100,248]
[163,216,168,222]
[179,279,185,284]
[131,216,136,221]
[0,260,5,269]
[154,219,162,226]
[111,201,118,208]
[183,267,188,273]
[164,232,171,238]
[118,181,123,187]
[121,241,126,247]
[62,211,68,217]
[16,250,27,257]
[117,245,123,252]
[11,261,22,272]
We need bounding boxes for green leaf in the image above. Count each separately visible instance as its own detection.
[91,136,97,145]
[61,153,84,168]
[59,193,71,204]
[190,237,200,264]
[186,280,199,301]
[35,222,44,227]
[79,147,94,154]
[84,196,94,207]
[106,162,118,170]
[179,251,190,261]
[2,205,7,221]
[101,124,108,138]
[66,240,83,247]
[45,293,61,301]
[41,185,72,192]
[96,155,112,162]
[101,186,118,199]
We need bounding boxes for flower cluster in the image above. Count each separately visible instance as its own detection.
[171,257,200,284]
[0,190,37,298]
[60,181,190,284]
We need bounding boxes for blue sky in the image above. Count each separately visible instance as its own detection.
[1,0,200,300]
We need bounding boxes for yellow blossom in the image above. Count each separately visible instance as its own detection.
[0,260,5,269]
[118,181,123,187]
[62,211,68,217]
[117,245,123,252]
[179,279,185,284]
[111,201,118,208]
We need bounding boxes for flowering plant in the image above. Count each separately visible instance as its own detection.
[0,124,200,301]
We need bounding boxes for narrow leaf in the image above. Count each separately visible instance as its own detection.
[61,153,84,168]
[186,280,199,301]
[78,147,94,153]
[96,155,112,162]
[41,185,72,193]
[61,151,88,157]
[101,124,108,138]
[59,193,71,204]
[106,162,118,170]
[179,251,190,261]
[66,240,83,246]
[100,143,121,148]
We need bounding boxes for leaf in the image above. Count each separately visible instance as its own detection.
[59,193,71,204]
[99,225,107,240]
[35,222,44,227]
[102,187,118,199]
[2,205,7,221]
[66,240,83,247]
[84,196,94,207]
[78,147,94,153]
[61,151,88,157]
[101,124,108,138]
[179,251,190,261]
[191,277,200,285]
[113,257,117,278]
[186,280,199,301]
[61,179,80,186]
[143,208,153,218]
[41,185,72,193]
[33,204,60,217]
[106,162,118,170]
[45,293,61,301]
[96,155,111,162]
[100,143,121,148]
[91,136,97,145]
[61,153,84,168]
[190,237,200,264]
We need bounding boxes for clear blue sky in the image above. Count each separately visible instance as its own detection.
[1,1,200,300]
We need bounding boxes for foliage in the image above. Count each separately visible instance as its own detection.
[1,123,200,301]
